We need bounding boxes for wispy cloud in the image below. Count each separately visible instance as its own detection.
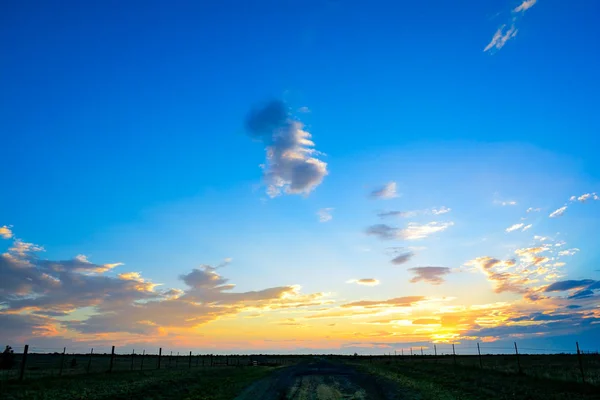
[366,222,453,241]
[391,252,415,265]
[431,206,451,215]
[245,100,327,197]
[408,267,451,285]
[317,208,334,223]
[370,182,398,199]
[347,278,380,286]
[297,106,310,113]
[526,207,541,213]
[505,223,532,233]
[570,193,599,203]
[549,206,567,218]
[484,25,518,52]
[505,223,525,232]
[484,0,537,52]
[513,0,537,12]
[0,225,13,239]
[377,210,415,218]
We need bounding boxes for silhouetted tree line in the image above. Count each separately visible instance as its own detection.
[0,345,16,370]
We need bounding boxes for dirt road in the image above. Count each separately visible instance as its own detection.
[235,358,414,400]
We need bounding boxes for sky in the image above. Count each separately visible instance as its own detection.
[1,0,600,355]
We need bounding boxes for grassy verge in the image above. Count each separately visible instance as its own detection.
[352,360,600,400]
[0,366,276,400]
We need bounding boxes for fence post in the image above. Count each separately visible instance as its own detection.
[514,342,522,374]
[452,344,457,366]
[131,349,135,371]
[157,348,162,369]
[109,346,115,373]
[477,343,483,369]
[59,347,66,376]
[18,344,29,381]
[434,344,437,357]
[576,342,586,383]
[189,351,192,369]
[87,348,93,373]
[176,352,179,368]
[141,350,145,371]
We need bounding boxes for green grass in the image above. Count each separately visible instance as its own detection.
[352,358,600,400]
[0,366,277,400]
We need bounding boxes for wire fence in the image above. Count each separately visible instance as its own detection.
[0,344,295,383]
[0,341,598,386]
[362,341,600,385]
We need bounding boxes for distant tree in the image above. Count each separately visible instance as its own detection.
[0,345,16,370]
[353,353,358,357]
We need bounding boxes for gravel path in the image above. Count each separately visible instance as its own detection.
[235,358,416,400]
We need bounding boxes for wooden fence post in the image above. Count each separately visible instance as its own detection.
[18,344,29,381]
[189,351,192,369]
[141,349,145,371]
[514,342,522,374]
[87,348,93,373]
[109,346,115,373]
[477,343,483,369]
[452,344,457,367]
[576,342,586,383]
[157,348,162,369]
[59,347,66,376]
[131,349,135,371]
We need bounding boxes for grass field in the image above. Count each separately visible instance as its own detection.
[1,354,599,399]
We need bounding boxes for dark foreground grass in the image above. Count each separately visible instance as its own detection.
[354,359,600,400]
[0,366,276,400]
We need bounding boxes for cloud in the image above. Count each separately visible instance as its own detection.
[347,278,380,286]
[505,223,524,232]
[549,206,567,218]
[391,252,415,265]
[558,248,579,256]
[245,100,327,197]
[377,210,415,218]
[366,222,453,241]
[0,225,13,239]
[505,223,532,233]
[317,208,334,223]
[399,222,453,240]
[484,25,518,52]
[407,267,451,285]
[370,182,398,199]
[297,106,310,113]
[513,0,537,12]
[571,193,599,203]
[412,318,440,325]
[431,206,451,215]
[527,207,541,213]
[494,199,517,206]
[544,279,596,292]
[341,296,425,308]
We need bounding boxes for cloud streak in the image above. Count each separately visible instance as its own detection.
[317,208,334,223]
[370,182,398,199]
[408,267,451,285]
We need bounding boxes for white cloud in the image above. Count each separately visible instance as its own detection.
[573,193,598,203]
[370,182,398,199]
[527,207,541,213]
[297,106,310,113]
[558,248,579,257]
[245,101,327,197]
[431,206,451,215]
[484,25,518,52]
[549,206,567,218]
[0,226,13,239]
[398,222,454,240]
[317,208,334,223]
[506,223,524,233]
[366,221,453,241]
[522,224,532,231]
[346,278,380,286]
[494,199,517,206]
[513,0,537,12]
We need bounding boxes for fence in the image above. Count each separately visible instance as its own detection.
[361,341,599,385]
[0,344,295,383]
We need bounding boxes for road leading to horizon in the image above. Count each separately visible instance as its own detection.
[235,359,411,400]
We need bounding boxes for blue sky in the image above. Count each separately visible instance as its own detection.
[1,0,600,353]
